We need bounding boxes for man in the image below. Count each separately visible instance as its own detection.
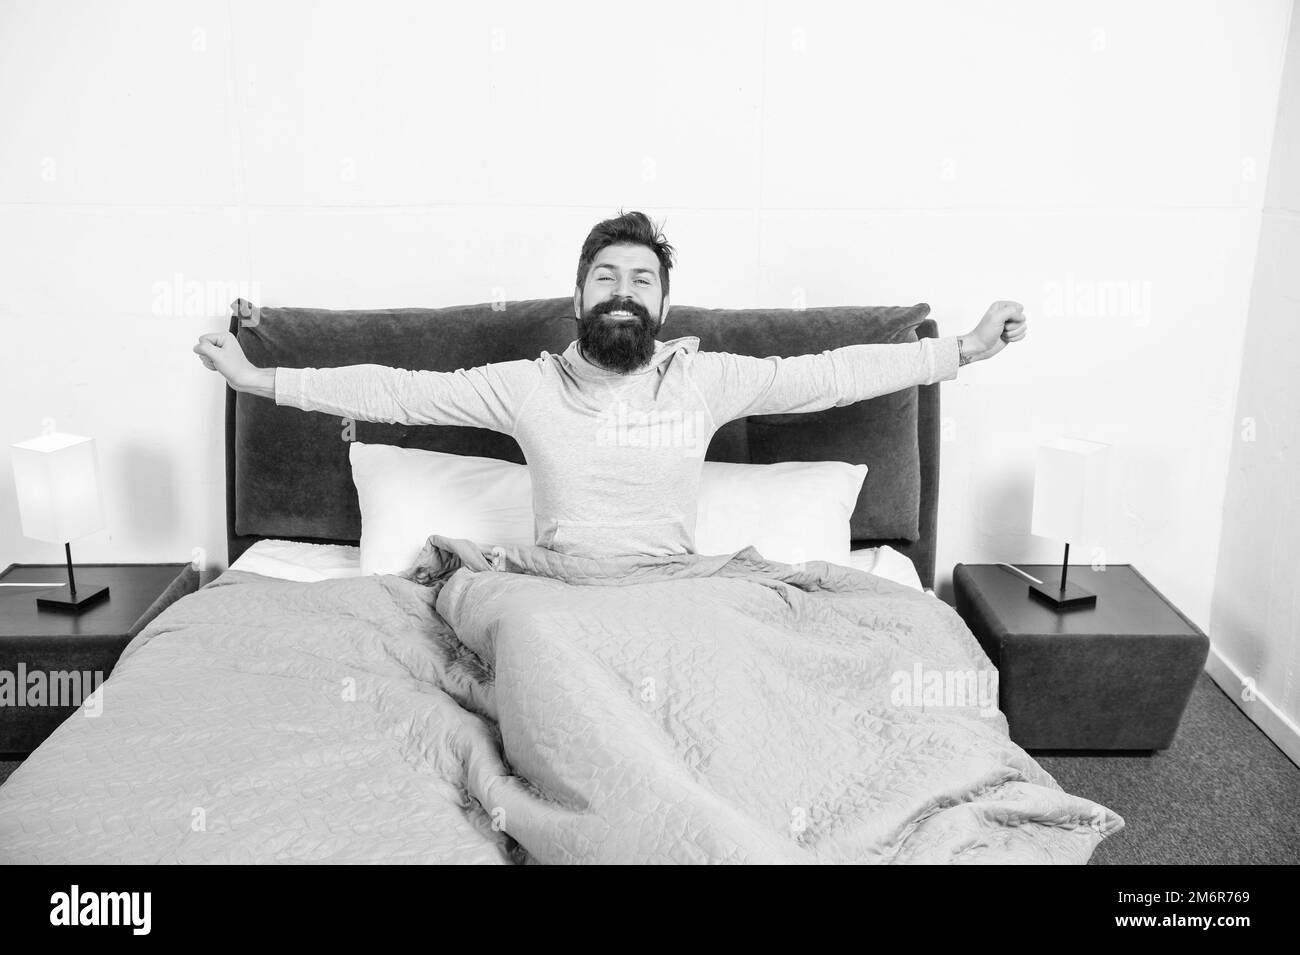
[195,210,1027,559]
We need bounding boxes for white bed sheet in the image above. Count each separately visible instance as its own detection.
[229,539,928,592]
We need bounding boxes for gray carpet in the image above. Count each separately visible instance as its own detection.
[1037,672,1300,864]
[0,673,1295,863]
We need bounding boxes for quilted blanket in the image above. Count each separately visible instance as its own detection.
[0,536,1122,863]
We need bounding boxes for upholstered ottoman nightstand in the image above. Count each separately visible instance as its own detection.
[952,563,1208,751]
[0,562,200,757]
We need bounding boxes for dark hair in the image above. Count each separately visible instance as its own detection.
[575,209,675,298]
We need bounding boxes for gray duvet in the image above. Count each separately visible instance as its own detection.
[0,536,1122,863]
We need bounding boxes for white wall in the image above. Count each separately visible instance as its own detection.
[1209,1,1300,763]
[0,2,1292,643]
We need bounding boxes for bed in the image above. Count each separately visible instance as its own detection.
[0,297,1123,863]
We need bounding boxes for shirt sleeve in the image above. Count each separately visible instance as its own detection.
[690,335,960,425]
[272,359,544,434]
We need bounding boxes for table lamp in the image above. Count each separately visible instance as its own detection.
[10,432,110,612]
[1028,436,1110,610]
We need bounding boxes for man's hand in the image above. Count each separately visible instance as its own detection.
[193,332,259,391]
[961,301,1028,363]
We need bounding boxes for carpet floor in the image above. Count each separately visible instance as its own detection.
[1036,672,1299,864]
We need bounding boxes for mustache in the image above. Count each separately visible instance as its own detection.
[590,297,651,323]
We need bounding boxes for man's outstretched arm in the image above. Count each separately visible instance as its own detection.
[193,332,542,433]
[692,302,1028,424]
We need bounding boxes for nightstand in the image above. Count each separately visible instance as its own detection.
[0,562,200,757]
[953,563,1209,751]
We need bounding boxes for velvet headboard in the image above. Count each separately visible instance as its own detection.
[225,297,944,590]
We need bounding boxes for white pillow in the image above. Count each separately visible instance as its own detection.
[350,443,534,575]
[694,461,868,565]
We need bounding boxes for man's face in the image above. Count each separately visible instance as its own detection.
[574,243,669,373]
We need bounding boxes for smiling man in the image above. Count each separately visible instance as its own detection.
[195,210,1026,559]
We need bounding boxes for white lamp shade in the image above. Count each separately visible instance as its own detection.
[10,432,106,544]
[1030,437,1110,545]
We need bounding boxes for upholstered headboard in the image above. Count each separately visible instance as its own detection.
[225,298,944,589]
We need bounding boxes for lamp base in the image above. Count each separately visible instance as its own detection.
[36,584,110,613]
[1027,578,1097,610]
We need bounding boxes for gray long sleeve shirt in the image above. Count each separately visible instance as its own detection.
[274,334,961,559]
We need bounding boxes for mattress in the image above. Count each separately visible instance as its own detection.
[228,539,929,592]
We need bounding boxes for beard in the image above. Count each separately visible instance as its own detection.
[577,294,659,373]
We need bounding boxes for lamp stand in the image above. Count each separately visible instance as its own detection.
[36,541,109,612]
[1028,541,1097,610]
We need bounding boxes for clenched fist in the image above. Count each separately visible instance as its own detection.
[962,301,1028,363]
[193,332,257,390]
